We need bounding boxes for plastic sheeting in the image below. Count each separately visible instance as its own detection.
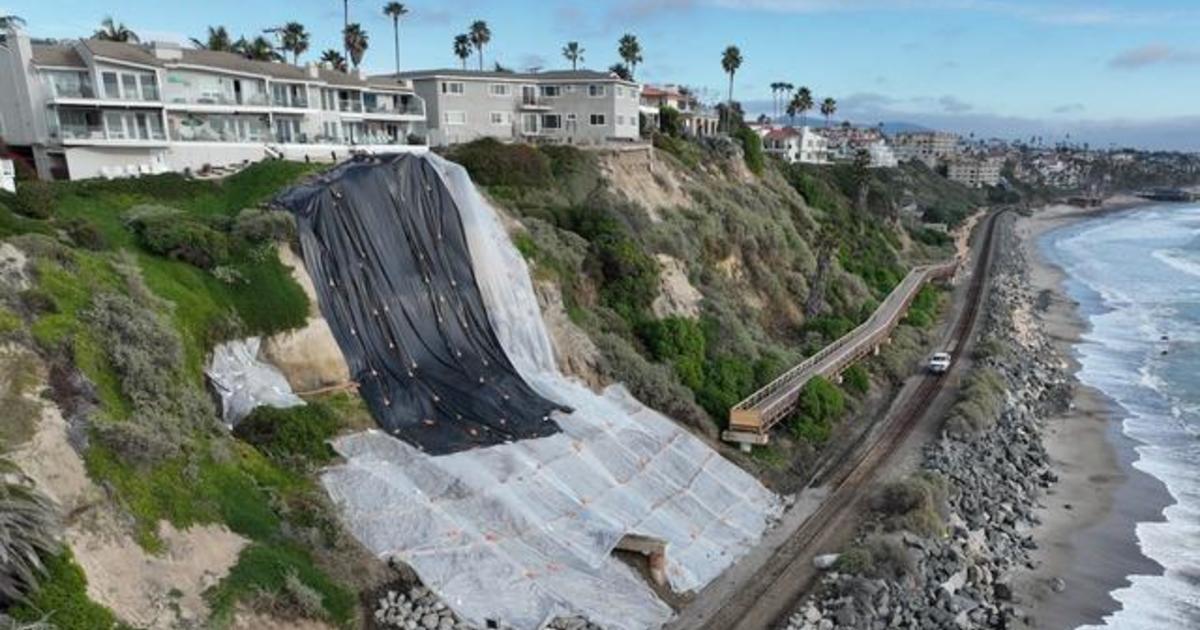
[317,154,783,630]
[206,337,306,426]
[277,155,567,455]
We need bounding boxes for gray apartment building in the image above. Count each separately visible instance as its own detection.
[389,69,641,146]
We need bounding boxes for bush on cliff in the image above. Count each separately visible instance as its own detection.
[445,137,552,187]
[872,473,949,537]
[789,376,845,445]
[944,367,1007,435]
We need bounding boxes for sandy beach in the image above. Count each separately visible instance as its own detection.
[1012,198,1174,630]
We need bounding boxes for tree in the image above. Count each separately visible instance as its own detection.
[852,148,872,213]
[562,41,584,70]
[769,82,783,118]
[190,26,234,52]
[340,0,355,59]
[720,45,743,131]
[821,97,837,128]
[618,34,643,80]
[608,62,631,81]
[794,86,814,126]
[320,49,347,72]
[469,20,491,71]
[383,2,407,74]
[786,92,800,126]
[453,34,471,69]
[280,22,310,64]
[343,23,369,69]
[94,16,139,43]
[241,36,282,62]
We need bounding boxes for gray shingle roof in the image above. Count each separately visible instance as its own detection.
[179,48,310,81]
[81,39,162,67]
[30,44,85,68]
[384,68,635,84]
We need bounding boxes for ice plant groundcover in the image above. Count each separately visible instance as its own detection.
[278,153,783,629]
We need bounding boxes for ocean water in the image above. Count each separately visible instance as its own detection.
[1043,204,1200,630]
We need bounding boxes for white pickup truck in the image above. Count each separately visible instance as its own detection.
[928,352,952,374]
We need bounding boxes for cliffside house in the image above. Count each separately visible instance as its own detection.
[638,84,719,138]
[0,25,427,180]
[387,68,641,147]
[762,126,829,165]
[892,131,960,168]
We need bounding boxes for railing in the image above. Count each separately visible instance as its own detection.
[169,93,271,107]
[338,99,364,113]
[272,96,309,109]
[363,102,424,116]
[727,261,958,437]
[51,85,97,99]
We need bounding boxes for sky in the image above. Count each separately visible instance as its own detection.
[5,0,1200,150]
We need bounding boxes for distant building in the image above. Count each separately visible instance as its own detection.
[892,131,959,168]
[947,157,1002,187]
[866,140,899,168]
[0,158,14,192]
[391,68,640,147]
[762,126,828,164]
[639,84,719,137]
[0,25,427,180]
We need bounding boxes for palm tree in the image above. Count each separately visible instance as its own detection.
[794,86,813,126]
[383,2,407,74]
[190,26,234,51]
[618,34,643,80]
[280,22,310,64]
[0,461,61,606]
[769,82,783,119]
[608,62,631,81]
[242,36,282,62]
[820,97,837,128]
[94,16,139,43]
[340,0,355,59]
[343,23,369,69]
[320,49,347,72]
[721,45,742,131]
[453,34,471,69]
[468,20,491,71]
[786,92,801,125]
[781,82,794,118]
[0,14,26,30]
[562,41,584,70]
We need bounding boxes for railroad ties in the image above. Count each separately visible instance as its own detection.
[722,261,958,450]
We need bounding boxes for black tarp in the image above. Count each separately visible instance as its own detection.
[276,154,565,455]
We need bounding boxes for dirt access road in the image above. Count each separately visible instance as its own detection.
[668,210,1005,630]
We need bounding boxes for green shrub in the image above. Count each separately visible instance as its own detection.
[234,403,339,472]
[873,473,949,537]
[8,551,125,630]
[64,218,108,251]
[0,307,21,339]
[658,106,683,137]
[207,543,355,626]
[788,376,845,445]
[446,138,551,187]
[652,134,702,168]
[842,364,870,395]
[233,208,296,244]
[0,466,61,606]
[538,144,589,179]
[944,367,1007,435]
[11,181,55,219]
[138,217,230,269]
[734,126,764,175]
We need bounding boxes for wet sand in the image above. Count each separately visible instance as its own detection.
[1012,200,1172,629]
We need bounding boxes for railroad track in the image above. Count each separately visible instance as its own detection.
[683,209,1006,630]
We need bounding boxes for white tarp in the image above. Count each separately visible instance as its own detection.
[321,154,783,629]
[207,336,306,425]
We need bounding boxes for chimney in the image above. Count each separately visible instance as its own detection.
[150,40,182,61]
[305,62,320,79]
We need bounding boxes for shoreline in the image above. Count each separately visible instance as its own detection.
[1012,198,1174,629]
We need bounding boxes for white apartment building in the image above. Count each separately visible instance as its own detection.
[762,126,829,165]
[0,26,427,180]
[391,69,640,147]
[947,157,1002,188]
[892,131,959,168]
[866,140,899,168]
[639,84,719,138]
[0,158,14,192]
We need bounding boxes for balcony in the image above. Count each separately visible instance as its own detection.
[50,122,167,144]
[338,99,364,113]
[519,95,551,110]
[271,96,309,109]
[166,93,272,108]
[363,102,425,118]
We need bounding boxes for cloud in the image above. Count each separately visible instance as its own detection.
[1108,44,1200,69]
[1053,103,1086,115]
[938,95,973,113]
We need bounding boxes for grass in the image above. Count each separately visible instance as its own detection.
[207,543,355,627]
[8,551,129,630]
[0,348,42,448]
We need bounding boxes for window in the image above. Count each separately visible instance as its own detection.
[139,73,159,101]
[489,83,510,97]
[588,84,605,97]
[489,111,510,125]
[542,114,562,129]
[540,85,561,98]
[441,81,465,95]
[121,74,138,99]
[566,113,577,122]
[102,72,120,99]
[589,114,606,126]
[616,115,625,126]
[443,111,467,125]
[104,111,126,138]
[615,87,624,97]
